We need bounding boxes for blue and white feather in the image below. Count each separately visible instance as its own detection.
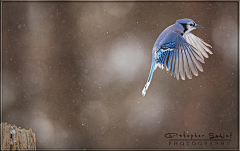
[142,18,212,96]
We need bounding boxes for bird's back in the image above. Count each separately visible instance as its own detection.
[153,23,184,50]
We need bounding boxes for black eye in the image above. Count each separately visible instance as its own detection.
[190,23,193,26]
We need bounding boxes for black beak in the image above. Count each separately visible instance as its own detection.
[195,24,203,28]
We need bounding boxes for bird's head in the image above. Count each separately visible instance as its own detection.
[176,18,202,34]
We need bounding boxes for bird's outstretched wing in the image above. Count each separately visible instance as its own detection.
[155,31,212,80]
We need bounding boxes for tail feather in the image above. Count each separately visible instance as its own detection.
[142,60,156,96]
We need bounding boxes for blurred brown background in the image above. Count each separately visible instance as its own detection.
[2,1,238,149]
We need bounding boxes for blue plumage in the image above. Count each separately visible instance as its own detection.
[161,41,176,49]
[142,18,213,96]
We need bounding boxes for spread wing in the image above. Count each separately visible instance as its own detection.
[155,31,212,80]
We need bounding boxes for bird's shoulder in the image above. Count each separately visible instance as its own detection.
[156,31,182,49]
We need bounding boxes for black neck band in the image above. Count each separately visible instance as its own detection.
[181,23,188,33]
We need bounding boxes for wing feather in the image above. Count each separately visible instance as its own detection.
[184,33,205,60]
[184,45,198,76]
[179,48,185,80]
[184,32,213,58]
[154,31,212,80]
[175,49,180,80]
[182,49,192,79]
[190,34,213,54]
[171,50,176,77]
[189,45,205,63]
[166,51,173,72]
[190,33,213,50]
[188,47,203,72]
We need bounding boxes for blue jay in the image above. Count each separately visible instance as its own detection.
[142,18,212,96]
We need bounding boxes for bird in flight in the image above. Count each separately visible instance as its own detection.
[142,18,212,96]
